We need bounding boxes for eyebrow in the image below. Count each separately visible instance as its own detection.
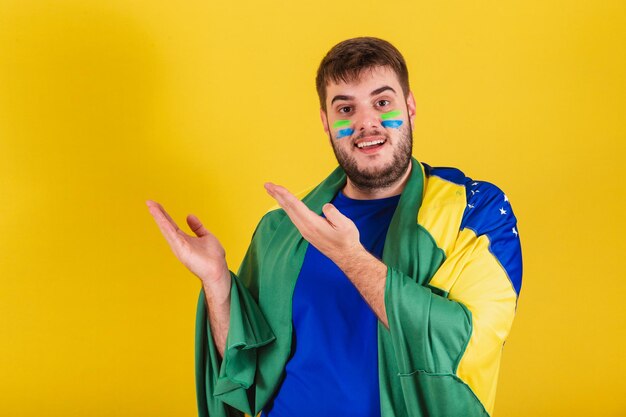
[370,85,396,96]
[330,94,353,105]
[330,85,397,105]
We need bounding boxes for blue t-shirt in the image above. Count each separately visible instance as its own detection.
[262,191,401,417]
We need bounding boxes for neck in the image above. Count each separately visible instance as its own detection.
[342,163,413,200]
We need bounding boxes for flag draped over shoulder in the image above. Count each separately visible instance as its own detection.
[195,158,522,417]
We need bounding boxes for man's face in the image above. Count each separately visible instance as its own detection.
[320,66,416,192]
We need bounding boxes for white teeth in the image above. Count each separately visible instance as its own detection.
[356,139,385,149]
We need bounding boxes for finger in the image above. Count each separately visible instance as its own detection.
[146,200,186,249]
[264,182,304,217]
[264,183,311,218]
[186,214,210,238]
[264,183,326,232]
[321,203,351,229]
[147,200,180,231]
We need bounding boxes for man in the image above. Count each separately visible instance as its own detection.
[147,37,522,417]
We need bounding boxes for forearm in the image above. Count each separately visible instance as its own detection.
[202,277,231,358]
[333,245,389,328]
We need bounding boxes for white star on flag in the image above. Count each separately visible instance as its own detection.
[512,227,518,237]
[504,194,509,202]
[499,207,507,215]
[472,182,478,186]
[468,204,475,209]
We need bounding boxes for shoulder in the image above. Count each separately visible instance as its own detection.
[422,162,467,186]
[422,162,522,295]
[460,176,517,238]
[421,162,517,234]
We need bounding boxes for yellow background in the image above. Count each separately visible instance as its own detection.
[1,0,624,415]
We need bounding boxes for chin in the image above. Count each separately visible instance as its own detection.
[355,153,395,171]
[331,126,413,191]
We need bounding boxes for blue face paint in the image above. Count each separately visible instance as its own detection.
[381,120,403,128]
[336,128,354,139]
[380,110,403,129]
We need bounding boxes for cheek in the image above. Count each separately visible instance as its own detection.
[332,119,353,140]
[381,120,403,129]
[380,110,404,130]
[335,127,354,139]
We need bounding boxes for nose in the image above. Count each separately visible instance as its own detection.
[354,106,381,132]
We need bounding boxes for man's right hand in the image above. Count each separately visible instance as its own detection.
[146,200,231,297]
[147,200,232,357]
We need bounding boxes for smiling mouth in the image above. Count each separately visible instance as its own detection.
[355,139,386,149]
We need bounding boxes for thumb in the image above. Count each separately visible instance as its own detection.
[322,203,351,229]
[186,214,209,237]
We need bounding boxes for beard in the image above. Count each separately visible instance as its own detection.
[329,122,413,193]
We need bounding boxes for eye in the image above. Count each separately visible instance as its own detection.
[338,106,352,114]
[377,99,390,107]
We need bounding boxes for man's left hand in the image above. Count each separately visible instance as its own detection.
[264,182,362,263]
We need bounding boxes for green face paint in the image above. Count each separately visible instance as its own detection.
[332,119,353,139]
[381,110,402,120]
[380,109,404,129]
[332,120,351,129]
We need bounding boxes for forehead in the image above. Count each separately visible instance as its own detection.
[325,66,402,100]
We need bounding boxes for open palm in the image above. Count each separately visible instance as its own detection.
[146,200,230,286]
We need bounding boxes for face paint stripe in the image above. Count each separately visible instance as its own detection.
[336,128,354,139]
[332,120,351,129]
[381,110,402,120]
[381,120,403,128]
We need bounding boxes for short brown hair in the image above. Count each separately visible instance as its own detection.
[315,37,410,111]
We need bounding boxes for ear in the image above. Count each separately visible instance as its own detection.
[406,91,417,130]
[320,108,330,135]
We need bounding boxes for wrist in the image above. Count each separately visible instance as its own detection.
[333,242,368,272]
[197,260,230,286]
[202,270,232,305]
